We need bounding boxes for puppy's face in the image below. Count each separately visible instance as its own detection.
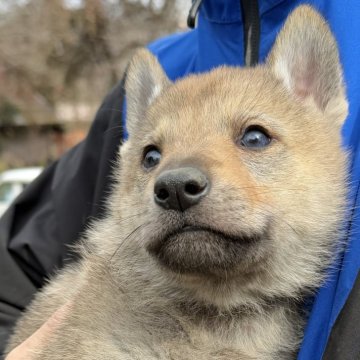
[113,6,348,307]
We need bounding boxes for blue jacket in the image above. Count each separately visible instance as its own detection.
[140,1,360,358]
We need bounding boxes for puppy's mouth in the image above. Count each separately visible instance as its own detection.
[147,224,269,276]
[172,225,259,243]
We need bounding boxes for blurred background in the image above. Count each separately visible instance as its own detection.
[0,0,188,214]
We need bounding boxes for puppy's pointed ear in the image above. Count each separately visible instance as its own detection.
[267,5,348,126]
[125,49,171,135]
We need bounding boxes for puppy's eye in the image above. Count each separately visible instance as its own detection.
[143,146,161,169]
[239,126,271,149]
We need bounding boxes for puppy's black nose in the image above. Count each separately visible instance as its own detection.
[154,167,209,211]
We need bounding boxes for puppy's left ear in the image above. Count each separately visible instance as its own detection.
[267,5,348,126]
[125,49,171,136]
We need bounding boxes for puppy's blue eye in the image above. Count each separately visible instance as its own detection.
[143,147,161,169]
[240,126,271,148]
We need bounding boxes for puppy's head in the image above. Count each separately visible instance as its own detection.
[112,6,348,308]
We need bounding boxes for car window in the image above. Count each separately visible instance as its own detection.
[0,182,15,202]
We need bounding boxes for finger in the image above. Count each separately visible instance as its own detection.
[6,302,71,360]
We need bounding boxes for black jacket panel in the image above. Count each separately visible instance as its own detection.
[323,271,360,360]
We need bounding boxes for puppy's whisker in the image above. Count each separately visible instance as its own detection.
[114,210,149,226]
[110,221,150,262]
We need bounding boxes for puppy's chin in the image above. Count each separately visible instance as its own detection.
[147,226,270,278]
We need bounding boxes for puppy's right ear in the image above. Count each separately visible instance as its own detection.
[267,5,348,127]
[125,49,171,136]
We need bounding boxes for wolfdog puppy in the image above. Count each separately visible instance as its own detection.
[6,5,348,359]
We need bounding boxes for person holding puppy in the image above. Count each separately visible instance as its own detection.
[1,1,360,359]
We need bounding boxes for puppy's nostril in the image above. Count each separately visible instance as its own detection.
[185,182,205,195]
[156,188,169,201]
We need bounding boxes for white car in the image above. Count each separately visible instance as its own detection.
[0,167,43,217]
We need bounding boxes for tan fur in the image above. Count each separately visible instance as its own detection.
[6,6,348,359]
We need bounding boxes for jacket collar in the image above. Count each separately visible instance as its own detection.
[199,0,288,23]
[194,0,292,71]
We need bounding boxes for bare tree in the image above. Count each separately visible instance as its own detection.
[0,0,182,126]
